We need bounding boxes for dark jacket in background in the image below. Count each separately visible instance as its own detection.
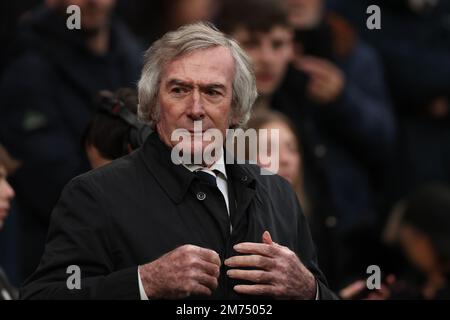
[330,0,450,207]
[272,14,395,288]
[0,6,142,281]
[21,132,336,300]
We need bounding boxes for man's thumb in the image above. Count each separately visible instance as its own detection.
[262,231,273,245]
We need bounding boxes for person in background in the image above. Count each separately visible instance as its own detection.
[0,144,19,300]
[246,110,309,215]
[384,183,450,299]
[330,0,450,210]
[217,0,395,289]
[83,88,149,169]
[116,0,218,47]
[0,0,142,280]
[341,183,450,300]
[217,0,294,112]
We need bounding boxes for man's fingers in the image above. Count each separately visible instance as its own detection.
[196,260,221,278]
[195,273,219,291]
[187,245,221,266]
[299,60,329,78]
[224,254,273,269]
[301,56,335,71]
[339,280,366,299]
[232,242,275,257]
[189,283,213,297]
[227,269,273,284]
[262,231,273,245]
[233,284,275,296]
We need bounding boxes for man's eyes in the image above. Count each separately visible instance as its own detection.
[170,87,223,97]
[205,89,221,96]
[272,40,285,50]
[171,87,189,94]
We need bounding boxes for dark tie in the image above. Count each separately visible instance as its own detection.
[194,170,217,187]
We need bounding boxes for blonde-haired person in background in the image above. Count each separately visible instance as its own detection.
[246,110,310,216]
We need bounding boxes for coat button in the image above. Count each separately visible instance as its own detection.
[197,192,206,201]
[241,175,248,182]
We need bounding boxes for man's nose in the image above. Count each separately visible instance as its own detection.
[260,44,276,64]
[187,89,205,120]
[3,181,15,200]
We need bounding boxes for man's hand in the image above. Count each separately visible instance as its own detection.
[225,231,316,299]
[339,275,395,300]
[139,244,221,299]
[295,55,345,105]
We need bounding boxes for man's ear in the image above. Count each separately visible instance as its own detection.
[149,105,158,124]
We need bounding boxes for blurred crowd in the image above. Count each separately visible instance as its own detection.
[0,0,450,299]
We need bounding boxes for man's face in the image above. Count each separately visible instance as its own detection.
[0,165,15,230]
[155,46,235,158]
[232,26,293,97]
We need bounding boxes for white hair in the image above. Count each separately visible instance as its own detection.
[137,22,258,129]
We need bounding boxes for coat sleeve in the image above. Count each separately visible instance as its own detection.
[20,176,140,300]
[285,179,339,300]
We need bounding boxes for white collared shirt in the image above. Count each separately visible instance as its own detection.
[182,151,230,217]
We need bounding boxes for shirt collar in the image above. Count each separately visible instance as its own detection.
[140,132,255,205]
[182,151,227,180]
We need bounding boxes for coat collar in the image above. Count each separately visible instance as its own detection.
[140,132,257,204]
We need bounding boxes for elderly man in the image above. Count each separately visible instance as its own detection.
[21,23,335,300]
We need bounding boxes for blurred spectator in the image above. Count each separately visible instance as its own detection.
[343,183,450,300]
[330,0,450,207]
[218,0,395,288]
[83,88,152,169]
[217,0,294,111]
[384,183,450,299]
[0,1,43,74]
[0,144,19,300]
[0,0,142,279]
[117,0,218,47]
[246,110,309,214]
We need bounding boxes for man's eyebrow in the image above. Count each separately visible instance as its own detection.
[166,79,227,91]
[166,79,193,88]
[201,83,226,90]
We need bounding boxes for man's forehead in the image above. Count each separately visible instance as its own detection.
[160,47,235,85]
